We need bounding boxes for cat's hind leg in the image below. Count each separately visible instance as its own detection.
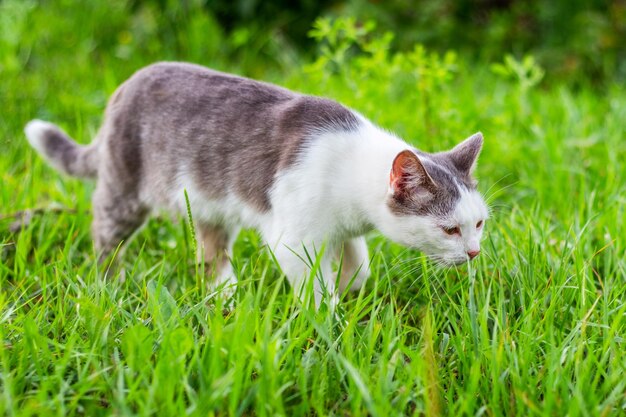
[91,182,148,264]
[196,223,239,297]
[337,237,371,293]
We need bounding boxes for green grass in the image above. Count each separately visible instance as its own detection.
[2,2,626,416]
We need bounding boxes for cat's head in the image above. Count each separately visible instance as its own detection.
[378,132,489,265]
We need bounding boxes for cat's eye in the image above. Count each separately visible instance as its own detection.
[476,220,483,229]
[442,226,461,236]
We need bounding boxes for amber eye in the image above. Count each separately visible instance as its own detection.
[442,226,461,236]
[476,220,483,228]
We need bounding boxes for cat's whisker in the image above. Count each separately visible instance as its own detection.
[482,174,515,198]
[386,254,430,274]
[387,248,415,266]
[390,254,428,270]
[484,181,518,206]
[389,254,429,267]
[397,268,425,283]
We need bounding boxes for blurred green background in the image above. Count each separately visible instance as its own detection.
[3,2,626,416]
[2,0,625,85]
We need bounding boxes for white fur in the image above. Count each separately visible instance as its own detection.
[24,120,67,171]
[438,186,489,265]
[24,119,52,153]
[168,176,269,229]
[162,122,487,306]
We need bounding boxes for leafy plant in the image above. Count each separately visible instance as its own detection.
[491,54,545,91]
[306,17,457,134]
[491,54,545,118]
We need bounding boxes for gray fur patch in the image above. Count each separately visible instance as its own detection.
[39,126,99,178]
[106,62,360,211]
[388,149,478,218]
[28,62,363,260]
[442,132,483,176]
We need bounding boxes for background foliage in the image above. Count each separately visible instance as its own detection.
[1,1,625,416]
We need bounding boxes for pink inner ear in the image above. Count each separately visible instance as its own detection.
[390,150,419,193]
[389,170,401,192]
[390,150,437,195]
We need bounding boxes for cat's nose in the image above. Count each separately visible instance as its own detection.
[467,250,480,260]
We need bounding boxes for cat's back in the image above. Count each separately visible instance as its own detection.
[108,61,360,140]
[115,62,296,112]
[102,62,363,214]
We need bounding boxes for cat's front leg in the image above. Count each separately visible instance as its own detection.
[271,237,337,309]
[196,223,239,299]
[337,237,371,293]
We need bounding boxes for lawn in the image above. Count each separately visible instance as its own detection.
[1,2,626,416]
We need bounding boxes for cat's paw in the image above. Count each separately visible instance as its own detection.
[339,264,371,293]
[208,273,238,307]
[217,282,237,302]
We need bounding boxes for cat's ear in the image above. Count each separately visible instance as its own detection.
[448,132,483,176]
[390,150,436,196]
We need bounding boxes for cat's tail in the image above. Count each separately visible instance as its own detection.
[24,120,99,179]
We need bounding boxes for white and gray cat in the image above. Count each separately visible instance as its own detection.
[25,62,488,307]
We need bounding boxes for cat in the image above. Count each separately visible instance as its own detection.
[25,62,488,307]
